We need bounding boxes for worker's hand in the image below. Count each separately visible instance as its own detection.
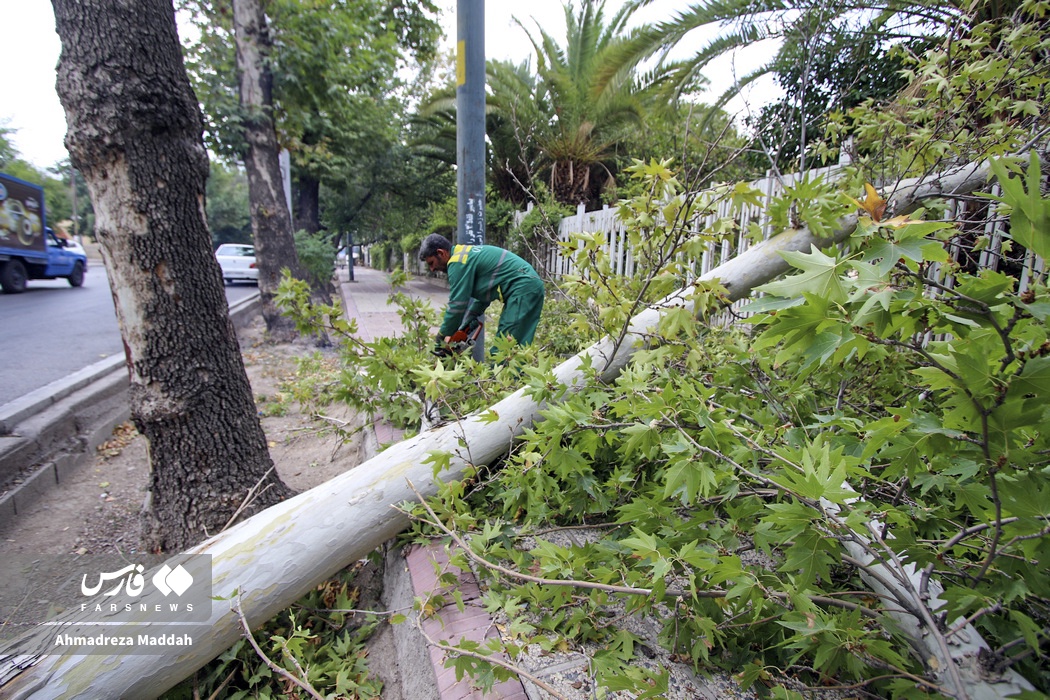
[462,312,481,331]
[431,333,450,358]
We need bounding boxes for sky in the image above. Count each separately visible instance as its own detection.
[0,0,775,171]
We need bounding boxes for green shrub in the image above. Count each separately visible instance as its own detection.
[293,229,336,289]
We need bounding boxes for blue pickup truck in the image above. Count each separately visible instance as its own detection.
[0,172,87,294]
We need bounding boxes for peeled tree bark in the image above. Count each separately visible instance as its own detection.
[232,0,308,339]
[0,158,1033,698]
[49,0,292,552]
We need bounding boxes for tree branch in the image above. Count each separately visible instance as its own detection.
[233,592,326,700]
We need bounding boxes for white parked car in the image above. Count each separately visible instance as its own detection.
[215,243,258,285]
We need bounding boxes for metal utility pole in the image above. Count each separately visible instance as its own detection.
[457,0,486,359]
[457,0,485,246]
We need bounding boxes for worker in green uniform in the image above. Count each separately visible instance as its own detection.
[419,234,545,354]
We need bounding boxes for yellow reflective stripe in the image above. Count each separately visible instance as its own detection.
[448,244,471,264]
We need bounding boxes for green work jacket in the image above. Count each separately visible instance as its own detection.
[439,244,542,337]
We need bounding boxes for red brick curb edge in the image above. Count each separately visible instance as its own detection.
[404,542,529,699]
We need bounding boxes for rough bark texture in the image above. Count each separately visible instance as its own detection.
[232,0,306,339]
[51,0,293,552]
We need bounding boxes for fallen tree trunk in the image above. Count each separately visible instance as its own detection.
[0,158,1031,698]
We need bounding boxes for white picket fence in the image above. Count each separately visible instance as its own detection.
[515,165,1045,296]
[518,166,841,284]
[385,163,1043,303]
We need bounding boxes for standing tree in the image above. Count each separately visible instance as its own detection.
[415,1,662,210]
[181,0,440,251]
[268,0,440,235]
[232,0,310,337]
[523,0,653,207]
[51,0,292,551]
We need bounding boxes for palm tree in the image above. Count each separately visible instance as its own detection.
[521,0,653,206]
[414,1,666,209]
[485,60,550,206]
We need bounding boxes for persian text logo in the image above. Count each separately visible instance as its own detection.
[80,563,195,598]
[81,564,146,597]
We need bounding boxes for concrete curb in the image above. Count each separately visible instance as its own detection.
[0,354,126,436]
[387,542,529,700]
[0,292,262,532]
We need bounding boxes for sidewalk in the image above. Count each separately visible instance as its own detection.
[335,265,530,700]
[335,265,449,446]
[333,266,720,700]
[336,264,449,342]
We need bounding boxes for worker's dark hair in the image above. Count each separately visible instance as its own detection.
[419,233,453,261]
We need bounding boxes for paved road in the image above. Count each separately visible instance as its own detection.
[0,265,257,406]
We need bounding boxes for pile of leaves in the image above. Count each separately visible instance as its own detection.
[95,421,140,461]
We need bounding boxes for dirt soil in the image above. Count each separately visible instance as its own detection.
[0,316,375,646]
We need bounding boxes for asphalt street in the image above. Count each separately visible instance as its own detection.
[0,265,256,406]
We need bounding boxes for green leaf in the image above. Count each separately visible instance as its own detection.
[911,366,958,392]
[863,237,926,276]
[738,295,805,315]
[1009,609,1043,652]
[988,152,1050,260]
[1021,298,1050,321]
[757,246,850,303]
[763,501,816,540]
[1008,356,1050,399]
[621,527,662,559]
[779,529,836,588]
[620,421,662,458]
[852,288,896,329]
[952,481,992,518]
[799,330,848,370]
[478,409,501,424]
[663,456,706,503]
[998,475,1050,518]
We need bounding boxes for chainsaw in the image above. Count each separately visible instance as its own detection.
[433,321,483,357]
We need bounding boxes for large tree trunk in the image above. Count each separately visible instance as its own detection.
[51,0,293,552]
[293,171,337,304]
[233,0,306,340]
[295,171,321,234]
